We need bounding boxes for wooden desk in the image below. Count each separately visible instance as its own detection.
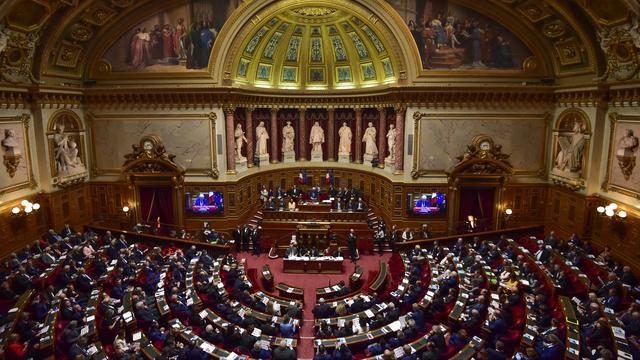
[369,262,388,293]
[559,296,581,360]
[350,266,363,287]
[276,282,305,301]
[283,257,344,274]
[316,283,347,301]
[298,202,333,212]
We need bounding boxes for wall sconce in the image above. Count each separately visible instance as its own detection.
[11,199,40,217]
[122,204,133,221]
[597,202,627,220]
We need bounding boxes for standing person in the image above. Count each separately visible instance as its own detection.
[347,229,357,263]
[375,228,386,256]
[241,225,251,252]
[389,225,399,253]
[232,225,241,252]
[252,226,262,255]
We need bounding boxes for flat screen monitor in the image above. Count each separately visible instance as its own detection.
[185,191,224,215]
[409,192,446,215]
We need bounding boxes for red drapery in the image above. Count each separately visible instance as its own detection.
[139,186,174,228]
[458,187,495,224]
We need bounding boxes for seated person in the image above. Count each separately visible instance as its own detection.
[287,197,297,211]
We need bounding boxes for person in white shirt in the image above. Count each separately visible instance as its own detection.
[402,228,413,242]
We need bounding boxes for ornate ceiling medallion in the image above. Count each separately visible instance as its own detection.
[291,7,337,17]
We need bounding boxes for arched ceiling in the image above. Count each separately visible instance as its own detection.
[231,6,398,90]
[0,0,636,88]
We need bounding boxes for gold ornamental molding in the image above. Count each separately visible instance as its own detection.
[82,87,556,109]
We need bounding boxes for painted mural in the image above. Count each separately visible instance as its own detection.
[101,0,242,72]
[387,0,532,70]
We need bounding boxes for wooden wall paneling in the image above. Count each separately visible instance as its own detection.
[0,195,48,259]
[501,185,548,227]
[544,187,589,240]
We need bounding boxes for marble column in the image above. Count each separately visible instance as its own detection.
[327,108,335,161]
[299,108,307,161]
[224,106,236,174]
[394,105,406,173]
[270,108,278,163]
[245,107,254,167]
[354,108,363,163]
[377,107,387,167]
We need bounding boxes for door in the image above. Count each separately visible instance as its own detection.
[138,186,175,228]
[458,187,495,232]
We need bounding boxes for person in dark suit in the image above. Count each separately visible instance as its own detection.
[312,298,333,318]
[347,229,357,262]
[289,185,301,199]
[544,231,558,249]
[232,225,241,252]
[273,339,296,360]
[69,336,90,358]
[534,244,551,263]
[486,340,509,360]
[46,229,63,244]
[375,228,385,255]
[60,224,75,238]
[241,225,251,252]
[252,226,262,255]
[389,225,399,252]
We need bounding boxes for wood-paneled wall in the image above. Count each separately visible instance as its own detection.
[0,195,48,258]
[502,184,548,228]
[544,187,592,240]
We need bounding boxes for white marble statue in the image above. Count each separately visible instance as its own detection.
[234,123,247,161]
[309,121,325,154]
[338,122,352,155]
[554,121,586,173]
[53,122,84,176]
[255,121,269,156]
[282,120,295,153]
[386,124,397,161]
[362,122,378,156]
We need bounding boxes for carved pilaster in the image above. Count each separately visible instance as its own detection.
[394,105,406,174]
[299,108,307,161]
[245,107,255,167]
[270,108,279,163]
[354,108,363,164]
[224,106,236,174]
[327,108,335,161]
[377,107,387,168]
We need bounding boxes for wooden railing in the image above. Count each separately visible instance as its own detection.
[396,224,544,250]
[86,224,231,253]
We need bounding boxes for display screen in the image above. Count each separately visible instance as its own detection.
[410,193,446,215]
[185,191,224,214]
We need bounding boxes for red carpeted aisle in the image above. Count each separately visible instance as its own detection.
[242,252,392,359]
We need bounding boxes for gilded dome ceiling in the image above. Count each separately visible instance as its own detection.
[231,6,398,90]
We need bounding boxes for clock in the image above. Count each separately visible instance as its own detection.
[479,140,491,151]
[143,140,154,151]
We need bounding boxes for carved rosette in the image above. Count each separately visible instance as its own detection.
[598,17,640,81]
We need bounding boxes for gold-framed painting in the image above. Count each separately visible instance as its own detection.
[46,110,88,187]
[0,114,36,195]
[411,112,549,178]
[602,113,640,199]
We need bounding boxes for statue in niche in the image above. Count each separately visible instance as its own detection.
[234,123,247,161]
[309,121,325,154]
[338,122,352,155]
[554,121,586,175]
[386,124,397,162]
[255,121,269,156]
[282,120,295,153]
[362,122,378,156]
[53,122,84,176]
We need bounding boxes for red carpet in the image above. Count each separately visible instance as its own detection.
[241,252,392,359]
